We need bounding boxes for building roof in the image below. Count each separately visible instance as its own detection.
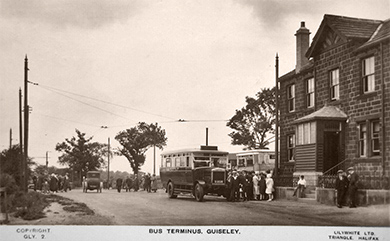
[278,59,314,82]
[279,14,386,81]
[306,14,382,58]
[292,105,348,124]
[358,18,390,51]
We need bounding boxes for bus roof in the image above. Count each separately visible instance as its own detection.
[161,148,229,156]
[235,149,275,156]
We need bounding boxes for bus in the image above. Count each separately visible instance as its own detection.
[231,149,275,173]
[160,145,229,202]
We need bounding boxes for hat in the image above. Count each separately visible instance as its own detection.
[337,170,344,174]
[347,167,354,171]
[255,171,260,175]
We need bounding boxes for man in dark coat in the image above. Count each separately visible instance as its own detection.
[63,173,70,192]
[116,178,123,193]
[238,171,249,201]
[347,167,359,208]
[133,175,139,191]
[49,174,58,193]
[229,171,240,202]
[145,173,151,193]
[125,176,132,192]
[335,170,349,208]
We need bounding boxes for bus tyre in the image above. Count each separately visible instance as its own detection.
[194,183,204,202]
[167,182,177,198]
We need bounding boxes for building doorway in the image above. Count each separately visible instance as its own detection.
[323,131,340,174]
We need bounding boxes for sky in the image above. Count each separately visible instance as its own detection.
[1,0,389,175]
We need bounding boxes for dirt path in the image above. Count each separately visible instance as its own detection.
[8,194,114,226]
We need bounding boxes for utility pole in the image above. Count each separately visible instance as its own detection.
[275,53,279,176]
[9,129,12,149]
[23,55,29,193]
[107,137,110,188]
[46,151,49,169]
[206,127,209,146]
[153,144,156,175]
[19,88,23,187]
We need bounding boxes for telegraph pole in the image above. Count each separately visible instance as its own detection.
[19,88,23,187]
[46,151,49,169]
[107,137,110,188]
[153,144,156,175]
[9,129,12,149]
[275,53,279,176]
[23,55,29,193]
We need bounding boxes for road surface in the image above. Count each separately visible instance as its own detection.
[56,188,389,226]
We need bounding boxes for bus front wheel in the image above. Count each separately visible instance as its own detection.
[167,182,177,198]
[194,183,204,202]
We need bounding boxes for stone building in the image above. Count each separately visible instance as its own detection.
[278,14,390,187]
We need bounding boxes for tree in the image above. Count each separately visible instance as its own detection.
[115,122,167,175]
[227,87,275,150]
[0,145,34,186]
[55,129,108,180]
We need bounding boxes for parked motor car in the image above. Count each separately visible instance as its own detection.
[83,171,103,193]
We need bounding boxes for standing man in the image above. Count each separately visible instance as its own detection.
[133,174,139,192]
[347,167,359,208]
[335,170,349,208]
[116,177,123,193]
[145,173,151,193]
[229,171,240,202]
[125,176,132,192]
[63,173,70,192]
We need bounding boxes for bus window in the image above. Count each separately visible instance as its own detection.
[180,156,186,166]
[212,157,227,168]
[175,157,180,167]
[194,161,209,168]
[186,156,190,167]
[238,158,245,167]
[166,158,171,167]
[247,157,254,166]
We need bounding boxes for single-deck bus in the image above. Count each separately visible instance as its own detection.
[160,145,229,202]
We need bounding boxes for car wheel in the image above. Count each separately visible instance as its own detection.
[167,182,177,198]
[194,183,204,202]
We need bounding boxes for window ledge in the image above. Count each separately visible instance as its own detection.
[357,92,377,101]
[354,156,382,162]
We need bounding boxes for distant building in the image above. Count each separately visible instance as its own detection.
[278,15,389,186]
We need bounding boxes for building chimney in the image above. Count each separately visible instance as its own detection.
[295,21,310,73]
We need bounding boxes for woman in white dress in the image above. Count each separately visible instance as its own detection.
[252,171,260,200]
[265,173,274,201]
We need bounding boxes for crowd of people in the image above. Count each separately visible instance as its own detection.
[226,170,275,202]
[114,173,158,193]
[31,173,71,194]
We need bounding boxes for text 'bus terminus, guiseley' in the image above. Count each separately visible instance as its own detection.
[159,145,229,202]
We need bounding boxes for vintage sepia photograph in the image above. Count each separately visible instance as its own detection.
[0,0,389,240]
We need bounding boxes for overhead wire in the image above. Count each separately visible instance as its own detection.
[37,84,177,121]
[34,83,231,126]
[37,85,133,121]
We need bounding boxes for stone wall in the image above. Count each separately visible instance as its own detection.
[275,187,390,206]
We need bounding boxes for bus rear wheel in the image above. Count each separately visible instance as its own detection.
[194,183,204,202]
[167,182,177,198]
